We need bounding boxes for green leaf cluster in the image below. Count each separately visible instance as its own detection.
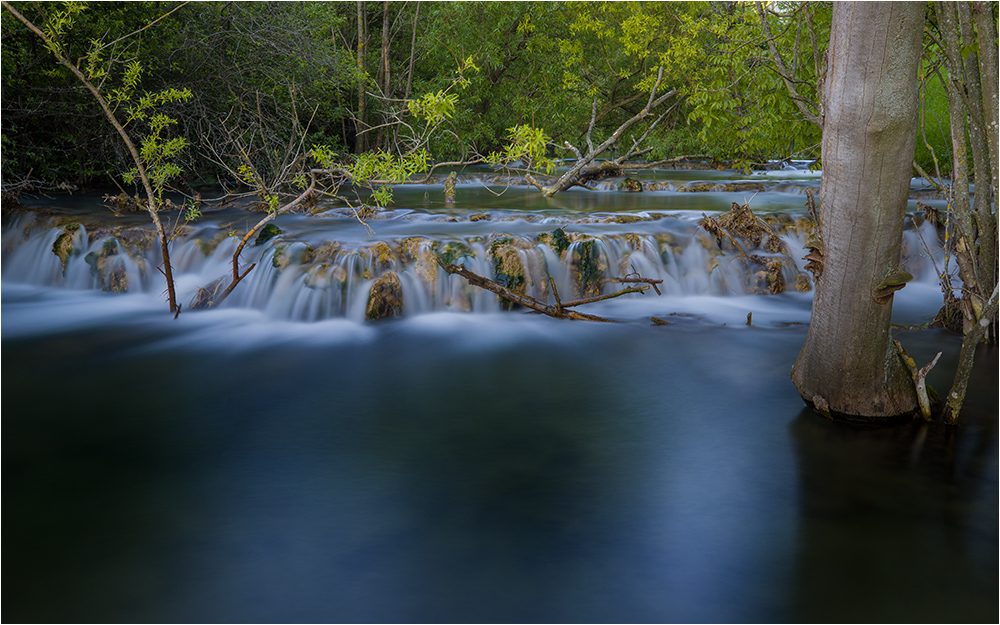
[112,63,192,199]
[487,125,556,174]
[347,148,429,208]
[407,90,459,126]
[683,3,826,164]
[2,0,962,187]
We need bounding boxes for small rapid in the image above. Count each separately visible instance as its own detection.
[3,171,994,625]
[1,171,950,327]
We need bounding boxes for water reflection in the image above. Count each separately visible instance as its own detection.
[789,379,998,622]
[2,284,996,623]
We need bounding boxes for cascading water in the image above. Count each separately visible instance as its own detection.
[0,172,949,326]
[3,169,995,624]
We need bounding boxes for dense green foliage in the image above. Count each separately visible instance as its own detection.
[1,1,959,191]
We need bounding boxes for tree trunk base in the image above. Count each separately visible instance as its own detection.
[799,393,920,426]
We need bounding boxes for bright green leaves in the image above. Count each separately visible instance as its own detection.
[403,55,477,153]
[39,0,85,58]
[619,10,659,57]
[683,3,826,164]
[109,60,142,107]
[309,144,339,169]
[407,90,459,126]
[347,149,429,208]
[349,149,428,184]
[516,14,535,35]
[31,0,193,204]
[117,71,193,201]
[487,124,556,174]
[124,111,188,195]
[126,87,192,123]
[311,142,430,209]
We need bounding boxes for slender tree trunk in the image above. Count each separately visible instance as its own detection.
[404,2,419,101]
[791,2,925,420]
[937,3,979,296]
[356,0,368,153]
[936,1,998,424]
[381,1,391,95]
[378,0,391,150]
[973,1,999,217]
[2,0,179,313]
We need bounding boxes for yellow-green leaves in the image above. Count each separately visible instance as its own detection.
[487,125,556,175]
[407,90,459,126]
[683,2,826,163]
[345,149,430,208]
[349,149,428,184]
[310,144,339,169]
[40,1,84,58]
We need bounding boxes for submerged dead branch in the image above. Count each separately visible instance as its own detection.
[436,257,661,323]
[190,173,318,309]
[893,339,942,421]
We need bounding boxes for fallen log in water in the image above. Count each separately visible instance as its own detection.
[436,256,661,323]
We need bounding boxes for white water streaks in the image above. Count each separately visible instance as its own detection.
[3,184,948,327]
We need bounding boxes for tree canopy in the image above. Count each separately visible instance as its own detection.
[0,0,986,191]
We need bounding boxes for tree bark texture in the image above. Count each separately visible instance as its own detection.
[973,2,999,220]
[791,2,925,420]
[356,0,368,153]
[935,1,998,423]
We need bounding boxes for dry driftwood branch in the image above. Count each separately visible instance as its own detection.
[893,339,942,421]
[436,257,657,323]
[535,67,679,197]
[413,156,488,183]
[190,173,318,310]
[611,275,663,295]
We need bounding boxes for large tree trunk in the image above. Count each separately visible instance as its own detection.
[791,2,926,420]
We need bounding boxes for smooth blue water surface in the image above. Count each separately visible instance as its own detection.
[3,286,996,623]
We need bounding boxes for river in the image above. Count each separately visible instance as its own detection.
[2,166,996,622]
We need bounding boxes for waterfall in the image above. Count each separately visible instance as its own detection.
[2,202,948,322]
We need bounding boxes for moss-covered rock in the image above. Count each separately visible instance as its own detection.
[254,223,282,246]
[795,273,812,292]
[301,241,341,266]
[488,235,529,308]
[444,171,458,204]
[678,182,718,193]
[271,244,291,270]
[623,232,644,251]
[602,214,657,225]
[367,240,396,266]
[619,178,643,192]
[366,271,404,320]
[189,276,227,309]
[399,237,439,282]
[84,239,129,293]
[570,238,606,297]
[433,240,475,266]
[194,231,230,257]
[52,223,81,272]
[742,257,800,295]
[84,226,154,278]
[538,227,571,257]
